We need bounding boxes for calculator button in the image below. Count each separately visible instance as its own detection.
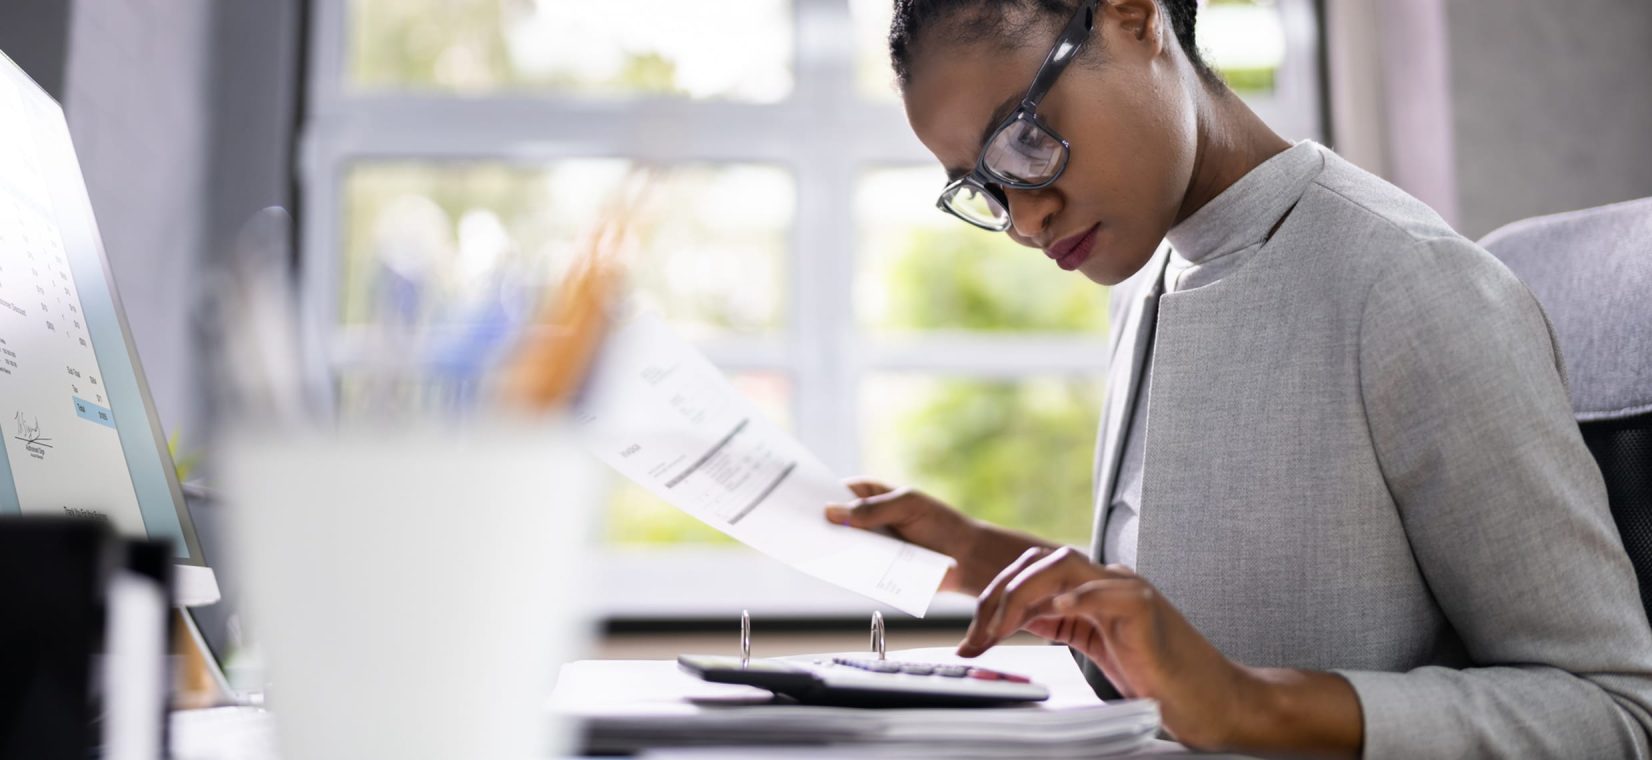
[935,666,970,678]
[899,664,935,676]
[968,669,1002,681]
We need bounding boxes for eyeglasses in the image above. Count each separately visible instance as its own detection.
[936,0,1098,232]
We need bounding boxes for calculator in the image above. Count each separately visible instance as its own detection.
[677,655,1051,708]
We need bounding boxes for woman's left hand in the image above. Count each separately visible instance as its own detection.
[957,546,1360,754]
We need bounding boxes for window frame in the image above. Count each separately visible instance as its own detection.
[299,0,1322,619]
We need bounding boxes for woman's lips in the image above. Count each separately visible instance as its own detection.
[1046,223,1101,271]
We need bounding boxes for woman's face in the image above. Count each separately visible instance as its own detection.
[901,1,1197,286]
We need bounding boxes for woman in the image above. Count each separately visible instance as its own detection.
[825,0,1652,756]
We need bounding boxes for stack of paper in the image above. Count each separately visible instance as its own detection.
[576,702,1161,757]
[551,646,1161,757]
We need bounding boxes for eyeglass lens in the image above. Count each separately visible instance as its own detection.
[982,118,1067,185]
[943,182,1008,228]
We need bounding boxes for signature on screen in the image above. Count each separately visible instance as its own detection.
[13,411,52,448]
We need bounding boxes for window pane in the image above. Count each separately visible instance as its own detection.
[857,168,1109,333]
[606,372,792,546]
[1204,0,1287,95]
[348,0,793,101]
[341,161,792,338]
[862,374,1102,548]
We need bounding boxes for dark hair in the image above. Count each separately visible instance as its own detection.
[889,0,1220,89]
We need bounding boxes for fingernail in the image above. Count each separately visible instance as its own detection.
[824,506,849,524]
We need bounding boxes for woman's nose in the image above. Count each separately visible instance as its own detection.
[1003,186,1060,244]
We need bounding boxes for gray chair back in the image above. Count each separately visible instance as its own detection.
[1480,197,1652,615]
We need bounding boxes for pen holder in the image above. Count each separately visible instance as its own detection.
[222,421,605,760]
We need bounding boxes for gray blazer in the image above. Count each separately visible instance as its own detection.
[1088,147,1652,757]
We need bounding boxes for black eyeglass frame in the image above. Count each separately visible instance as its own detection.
[935,0,1099,231]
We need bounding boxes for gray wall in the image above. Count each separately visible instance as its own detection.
[64,0,216,448]
[0,0,71,99]
[29,0,303,453]
[1446,0,1652,239]
[203,0,303,301]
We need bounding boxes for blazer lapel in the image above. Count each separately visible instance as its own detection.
[1090,246,1170,559]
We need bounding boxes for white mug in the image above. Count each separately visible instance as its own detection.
[224,423,603,760]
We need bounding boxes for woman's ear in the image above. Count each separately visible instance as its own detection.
[1107,0,1166,57]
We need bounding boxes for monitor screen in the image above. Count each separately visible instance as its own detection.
[0,51,216,603]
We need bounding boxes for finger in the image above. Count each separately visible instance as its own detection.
[1053,576,1158,627]
[1103,562,1137,577]
[958,546,1060,656]
[1025,614,1111,672]
[1018,597,1072,640]
[1088,633,1136,698]
[964,550,1141,657]
[824,486,915,528]
[1017,565,1136,627]
[1023,611,1135,697]
[960,550,1134,654]
[825,479,893,521]
[959,547,1048,654]
[1055,579,1162,689]
[985,547,1095,645]
[1058,605,1137,698]
[841,477,892,499]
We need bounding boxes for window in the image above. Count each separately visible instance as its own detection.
[348,0,794,100]
[304,0,1323,618]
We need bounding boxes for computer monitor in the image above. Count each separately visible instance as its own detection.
[0,50,220,606]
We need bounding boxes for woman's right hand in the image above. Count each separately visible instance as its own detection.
[824,478,1052,596]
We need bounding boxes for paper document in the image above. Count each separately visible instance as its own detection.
[551,646,1162,758]
[575,310,951,616]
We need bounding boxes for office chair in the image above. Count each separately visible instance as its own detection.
[1480,197,1652,616]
